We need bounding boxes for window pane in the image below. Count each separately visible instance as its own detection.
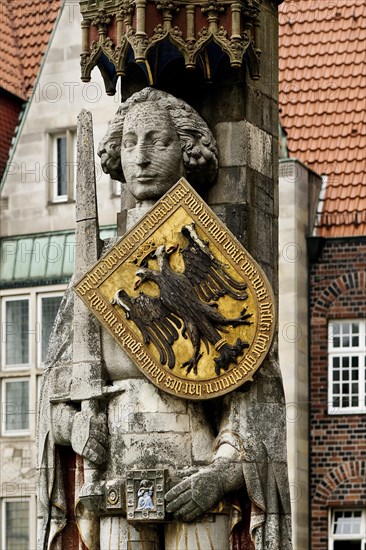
[352,335,359,346]
[4,380,29,431]
[330,323,340,347]
[332,396,340,407]
[352,369,359,380]
[333,336,340,347]
[5,501,29,549]
[351,323,360,347]
[341,396,349,407]
[57,136,67,196]
[41,296,62,362]
[5,300,29,365]
[333,510,362,535]
[351,395,359,407]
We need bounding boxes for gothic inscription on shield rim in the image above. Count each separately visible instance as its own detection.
[74,178,275,400]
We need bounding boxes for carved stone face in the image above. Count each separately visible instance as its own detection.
[121,102,184,201]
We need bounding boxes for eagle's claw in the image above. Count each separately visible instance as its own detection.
[181,353,203,375]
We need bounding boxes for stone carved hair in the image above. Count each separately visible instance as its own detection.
[98,87,218,186]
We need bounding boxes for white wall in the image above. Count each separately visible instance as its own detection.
[1,3,122,237]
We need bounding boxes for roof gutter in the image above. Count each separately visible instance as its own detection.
[0,0,66,193]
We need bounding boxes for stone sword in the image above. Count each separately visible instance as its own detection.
[71,110,105,528]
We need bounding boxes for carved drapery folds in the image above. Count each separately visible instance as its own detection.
[79,0,262,94]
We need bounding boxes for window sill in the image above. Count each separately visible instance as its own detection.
[47,199,75,206]
[1,365,31,373]
[2,430,32,437]
[328,407,366,415]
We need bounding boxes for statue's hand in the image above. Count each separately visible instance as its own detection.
[165,460,243,522]
[71,411,108,465]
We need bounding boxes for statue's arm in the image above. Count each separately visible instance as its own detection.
[51,402,76,445]
[51,402,108,465]
[165,442,244,521]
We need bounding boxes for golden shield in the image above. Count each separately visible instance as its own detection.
[74,178,275,399]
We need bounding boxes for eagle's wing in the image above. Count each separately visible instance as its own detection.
[181,227,248,302]
[131,293,181,369]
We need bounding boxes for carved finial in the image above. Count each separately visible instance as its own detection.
[92,8,112,34]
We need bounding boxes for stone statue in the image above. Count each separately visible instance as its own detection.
[37,88,292,550]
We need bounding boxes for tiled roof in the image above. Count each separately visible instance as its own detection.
[0,227,116,289]
[0,0,62,99]
[0,95,23,180]
[279,0,366,237]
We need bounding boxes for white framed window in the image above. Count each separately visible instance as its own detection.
[48,130,76,203]
[1,499,30,550]
[1,378,30,435]
[1,287,66,372]
[329,509,366,549]
[37,292,63,365]
[328,320,366,414]
[1,297,30,369]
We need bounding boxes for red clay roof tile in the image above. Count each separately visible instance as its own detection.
[279,0,366,237]
[0,0,62,100]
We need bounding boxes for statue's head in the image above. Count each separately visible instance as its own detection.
[98,87,218,201]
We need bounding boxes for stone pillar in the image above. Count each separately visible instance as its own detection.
[279,159,322,550]
[204,0,280,292]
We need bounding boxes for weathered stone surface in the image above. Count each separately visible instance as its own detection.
[215,121,248,167]
[72,110,103,402]
[165,516,230,550]
[100,519,160,549]
[216,120,272,179]
[209,166,247,204]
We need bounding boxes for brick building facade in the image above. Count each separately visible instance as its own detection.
[309,237,366,549]
[280,0,366,545]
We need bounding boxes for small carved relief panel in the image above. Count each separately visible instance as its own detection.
[126,469,166,522]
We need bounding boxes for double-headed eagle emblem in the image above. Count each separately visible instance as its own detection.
[111,223,252,375]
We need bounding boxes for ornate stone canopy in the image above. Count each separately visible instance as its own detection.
[79,0,265,94]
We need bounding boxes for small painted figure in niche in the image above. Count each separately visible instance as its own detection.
[38,88,292,550]
[136,480,155,511]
